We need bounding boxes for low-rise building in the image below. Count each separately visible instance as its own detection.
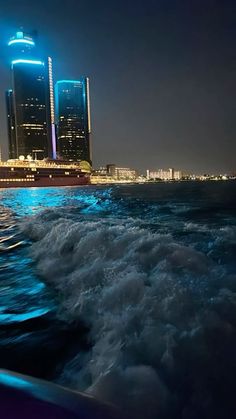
[91,164,138,184]
[106,164,137,180]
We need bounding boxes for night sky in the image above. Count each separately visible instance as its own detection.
[0,0,235,174]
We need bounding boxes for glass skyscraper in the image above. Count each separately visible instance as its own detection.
[55,79,91,163]
[6,31,55,160]
[5,89,16,159]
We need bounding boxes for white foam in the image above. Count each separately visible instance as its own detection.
[21,210,236,418]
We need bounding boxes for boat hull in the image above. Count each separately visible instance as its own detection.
[0,176,90,188]
[0,161,90,188]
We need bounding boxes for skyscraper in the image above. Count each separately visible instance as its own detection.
[5,89,16,159]
[55,79,91,164]
[6,31,55,160]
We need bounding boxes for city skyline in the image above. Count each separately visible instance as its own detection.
[5,30,91,164]
[0,0,235,173]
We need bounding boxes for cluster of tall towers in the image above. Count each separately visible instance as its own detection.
[6,31,91,164]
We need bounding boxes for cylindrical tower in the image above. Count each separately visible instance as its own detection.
[8,31,36,59]
[6,31,55,160]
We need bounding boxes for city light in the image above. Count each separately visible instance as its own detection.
[86,78,91,134]
[56,79,91,163]
[56,80,82,84]
[48,57,57,159]
[51,124,57,159]
[48,57,55,123]
[8,39,35,47]
[11,59,44,66]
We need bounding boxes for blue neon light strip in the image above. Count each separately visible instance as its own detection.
[56,80,82,84]
[8,39,35,47]
[12,59,44,66]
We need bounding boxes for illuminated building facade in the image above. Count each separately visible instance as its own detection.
[6,31,55,160]
[115,167,137,180]
[106,164,137,180]
[146,168,182,180]
[55,79,91,163]
[106,164,116,177]
[6,89,16,159]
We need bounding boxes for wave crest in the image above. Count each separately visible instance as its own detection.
[21,210,236,418]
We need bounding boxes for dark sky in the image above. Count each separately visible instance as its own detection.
[0,0,235,174]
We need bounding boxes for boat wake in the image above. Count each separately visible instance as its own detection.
[20,206,236,419]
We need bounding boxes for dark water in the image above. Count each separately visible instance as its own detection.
[1,182,236,418]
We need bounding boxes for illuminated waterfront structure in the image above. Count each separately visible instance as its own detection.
[106,164,137,180]
[146,168,183,180]
[6,31,55,160]
[55,79,91,163]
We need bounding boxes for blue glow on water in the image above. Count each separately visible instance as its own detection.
[0,188,68,216]
[0,183,236,417]
[0,308,49,324]
[0,189,67,327]
[0,186,111,217]
[0,187,115,327]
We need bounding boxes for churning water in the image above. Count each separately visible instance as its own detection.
[1,182,236,418]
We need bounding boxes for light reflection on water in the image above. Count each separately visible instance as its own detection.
[0,187,70,216]
[1,182,236,327]
[0,186,112,216]
[0,186,114,326]
[1,183,236,416]
[0,189,59,325]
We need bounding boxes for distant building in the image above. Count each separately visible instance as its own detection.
[55,79,91,164]
[169,168,174,180]
[106,164,137,180]
[173,170,182,180]
[95,166,108,176]
[6,31,55,160]
[116,167,137,180]
[91,164,138,183]
[147,168,182,180]
[106,164,116,177]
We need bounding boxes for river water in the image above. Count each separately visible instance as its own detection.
[0,182,236,418]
